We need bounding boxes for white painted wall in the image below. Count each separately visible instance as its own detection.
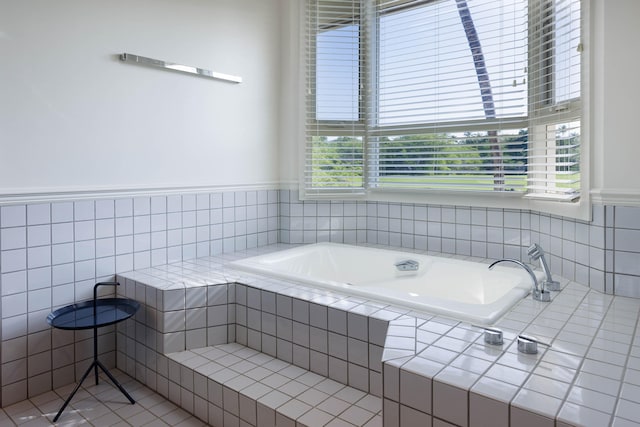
[0,0,282,195]
[591,0,640,203]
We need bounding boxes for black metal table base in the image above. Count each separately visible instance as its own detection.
[53,358,135,422]
[48,283,139,422]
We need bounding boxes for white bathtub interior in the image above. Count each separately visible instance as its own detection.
[229,242,545,325]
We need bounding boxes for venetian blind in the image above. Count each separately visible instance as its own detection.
[305,0,367,195]
[526,0,581,200]
[305,0,582,200]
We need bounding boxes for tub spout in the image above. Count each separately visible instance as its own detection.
[489,259,551,302]
[527,244,560,291]
[395,259,419,272]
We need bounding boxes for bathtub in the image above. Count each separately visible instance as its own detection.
[229,243,542,325]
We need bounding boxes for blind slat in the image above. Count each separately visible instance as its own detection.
[306,0,581,198]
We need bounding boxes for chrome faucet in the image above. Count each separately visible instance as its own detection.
[395,259,419,272]
[489,259,551,302]
[527,244,560,291]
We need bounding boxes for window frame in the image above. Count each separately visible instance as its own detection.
[300,0,590,220]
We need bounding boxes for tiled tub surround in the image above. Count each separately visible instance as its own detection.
[382,282,640,427]
[114,249,391,426]
[114,249,390,397]
[114,247,640,427]
[2,187,640,409]
[279,191,640,298]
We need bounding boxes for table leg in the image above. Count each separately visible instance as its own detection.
[52,360,95,422]
[96,359,136,404]
[94,325,99,385]
[52,359,136,422]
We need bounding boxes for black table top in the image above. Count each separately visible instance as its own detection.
[47,298,140,330]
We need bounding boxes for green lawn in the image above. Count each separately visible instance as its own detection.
[312,173,580,191]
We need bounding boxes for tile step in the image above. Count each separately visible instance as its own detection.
[166,343,382,427]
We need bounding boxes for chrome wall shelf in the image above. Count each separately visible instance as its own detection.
[119,53,242,84]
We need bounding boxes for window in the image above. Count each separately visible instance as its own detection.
[305,0,582,202]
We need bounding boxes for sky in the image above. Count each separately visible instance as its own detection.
[315,0,580,126]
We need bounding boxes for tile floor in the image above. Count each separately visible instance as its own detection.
[0,370,207,426]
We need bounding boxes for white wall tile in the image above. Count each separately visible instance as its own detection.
[133,233,151,252]
[182,228,196,245]
[74,240,96,261]
[167,212,182,230]
[210,193,223,209]
[115,253,133,273]
[74,259,95,282]
[1,205,26,228]
[74,220,95,241]
[95,218,114,239]
[134,251,151,269]
[328,356,348,384]
[151,231,167,250]
[614,274,640,298]
[433,381,468,427]
[2,336,26,363]
[441,223,455,239]
[511,406,554,427]
[150,214,167,233]
[27,225,50,247]
[183,194,196,211]
[96,256,115,277]
[166,195,181,213]
[167,245,182,263]
[469,393,509,427]
[2,270,27,296]
[615,206,640,229]
[151,196,167,214]
[455,207,470,225]
[26,204,50,226]
[52,283,74,307]
[400,404,431,427]
[348,313,368,341]
[133,197,151,216]
[196,210,209,227]
[2,248,26,272]
[51,222,73,244]
[115,217,133,237]
[2,292,27,318]
[616,252,640,276]
[151,248,167,266]
[1,227,26,250]
[95,199,114,219]
[116,235,134,255]
[51,263,74,286]
[27,267,51,291]
[51,202,73,223]
[615,229,640,252]
[328,332,347,360]
[309,304,328,329]
[74,201,94,221]
[115,198,133,217]
[133,215,151,234]
[51,243,74,265]
[575,222,589,244]
[2,314,27,342]
[28,288,51,312]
